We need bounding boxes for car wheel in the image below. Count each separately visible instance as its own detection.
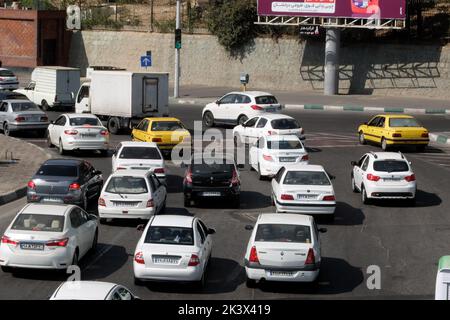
[238,115,248,126]
[71,249,79,267]
[361,186,370,205]
[202,111,214,128]
[107,117,120,135]
[82,194,88,211]
[381,138,388,151]
[351,174,358,193]
[3,123,10,136]
[271,195,275,206]
[258,164,264,181]
[160,197,167,214]
[358,131,366,145]
[246,278,257,288]
[58,139,66,155]
[46,131,54,148]
[90,230,98,252]
[194,272,206,291]
[41,100,49,111]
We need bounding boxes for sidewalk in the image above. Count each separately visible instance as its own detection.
[0,135,52,206]
[170,85,450,114]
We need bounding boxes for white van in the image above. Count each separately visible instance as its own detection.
[15,67,80,111]
[435,256,450,300]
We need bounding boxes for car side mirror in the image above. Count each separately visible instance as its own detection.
[329,175,336,180]
[216,100,221,105]
[319,228,327,233]
[208,228,216,235]
[136,224,145,231]
[363,122,368,125]
[245,225,254,231]
[351,161,358,167]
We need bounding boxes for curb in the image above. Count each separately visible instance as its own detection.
[429,133,450,146]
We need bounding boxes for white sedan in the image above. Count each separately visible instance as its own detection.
[244,213,326,287]
[233,113,305,146]
[112,141,165,184]
[0,203,98,271]
[98,170,167,223]
[133,215,215,288]
[46,113,109,156]
[202,91,282,127]
[271,164,336,218]
[250,135,309,180]
[50,281,139,300]
[0,68,19,90]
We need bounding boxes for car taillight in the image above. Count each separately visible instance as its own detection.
[146,199,154,207]
[405,174,416,182]
[392,133,402,138]
[422,133,429,138]
[100,130,109,136]
[98,197,106,206]
[263,154,273,161]
[69,183,81,190]
[116,167,126,170]
[249,246,259,263]
[153,168,165,174]
[231,169,239,186]
[251,105,263,110]
[152,138,162,142]
[46,238,69,247]
[188,254,200,266]
[301,154,309,161]
[267,130,276,135]
[134,251,145,264]
[184,167,193,184]
[64,129,78,135]
[27,180,36,189]
[15,116,25,122]
[305,248,315,265]
[40,116,48,122]
[1,235,18,246]
[281,194,294,200]
[323,195,336,201]
[367,174,381,182]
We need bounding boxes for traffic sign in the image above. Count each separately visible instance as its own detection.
[141,55,152,68]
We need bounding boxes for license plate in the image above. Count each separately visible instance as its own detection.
[20,243,44,251]
[297,194,317,200]
[202,192,221,197]
[269,271,294,277]
[43,197,63,203]
[81,134,97,138]
[279,157,296,162]
[153,257,179,264]
[384,178,401,181]
[131,167,150,170]
[266,108,276,112]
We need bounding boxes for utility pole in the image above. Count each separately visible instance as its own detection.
[324,27,340,96]
[174,0,181,98]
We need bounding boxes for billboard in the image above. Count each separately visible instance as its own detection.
[257,0,406,20]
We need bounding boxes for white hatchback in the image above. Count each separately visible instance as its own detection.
[46,113,109,156]
[98,170,167,223]
[112,141,165,184]
[271,165,336,218]
[244,213,326,286]
[0,203,98,272]
[233,113,305,146]
[351,152,417,204]
[133,215,215,288]
[50,281,139,300]
[249,135,309,179]
[202,91,282,127]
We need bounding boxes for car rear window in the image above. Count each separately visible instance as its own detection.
[255,224,312,243]
[283,171,331,186]
[373,160,409,173]
[255,96,278,104]
[37,165,78,177]
[119,147,161,160]
[145,226,194,245]
[69,117,101,126]
[105,177,148,194]
[271,119,299,130]
[11,102,39,112]
[151,121,184,131]
[267,140,303,150]
[389,118,421,128]
[191,162,234,175]
[11,214,64,232]
[0,70,15,77]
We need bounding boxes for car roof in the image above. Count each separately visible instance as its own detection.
[52,281,118,300]
[142,117,180,122]
[43,158,83,166]
[66,113,99,119]
[228,91,273,97]
[374,114,414,119]
[119,141,159,148]
[257,213,313,226]
[284,164,325,172]
[260,113,294,120]
[266,134,301,142]
[108,170,151,178]
[5,99,33,104]
[368,152,406,160]
[21,203,74,216]
[151,215,195,228]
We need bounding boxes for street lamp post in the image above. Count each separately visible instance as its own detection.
[174,0,181,98]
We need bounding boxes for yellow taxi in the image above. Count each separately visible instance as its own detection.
[357,114,429,151]
[131,117,191,151]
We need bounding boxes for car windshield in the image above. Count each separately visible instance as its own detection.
[283,171,331,185]
[389,118,421,128]
[37,165,78,177]
[373,160,409,173]
[69,117,101,126]
[267,140,303,150]
[191,161,234,174]
[255,224,312,243]
[119,147,161,160]
[145,226,194,245]
[11,102,39,112]
[271,119,299,130]
[105,177,148,194]
[255,96,278,104]
[151,121,184,131]
[11,214,64,232]
[0,70,15,77]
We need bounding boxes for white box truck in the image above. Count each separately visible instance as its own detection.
[75,71,169,134]
[15,67,80,111]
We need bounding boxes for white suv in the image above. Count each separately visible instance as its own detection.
[351,152,417,205]
[202,91,282,127]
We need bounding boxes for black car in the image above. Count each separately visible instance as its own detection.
[183,155,241,208]
[0,90,27,103]
[27,159,103,210]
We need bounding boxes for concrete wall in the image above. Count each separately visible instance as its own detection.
[69,30,450,99]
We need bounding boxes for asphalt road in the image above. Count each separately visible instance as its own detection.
[0,106,449,300]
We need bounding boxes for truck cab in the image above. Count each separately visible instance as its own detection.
[75,82,91,114]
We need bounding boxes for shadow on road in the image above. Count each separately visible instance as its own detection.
[315,201,365,226]
[190,191,271,210]
[371,189,442,208]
